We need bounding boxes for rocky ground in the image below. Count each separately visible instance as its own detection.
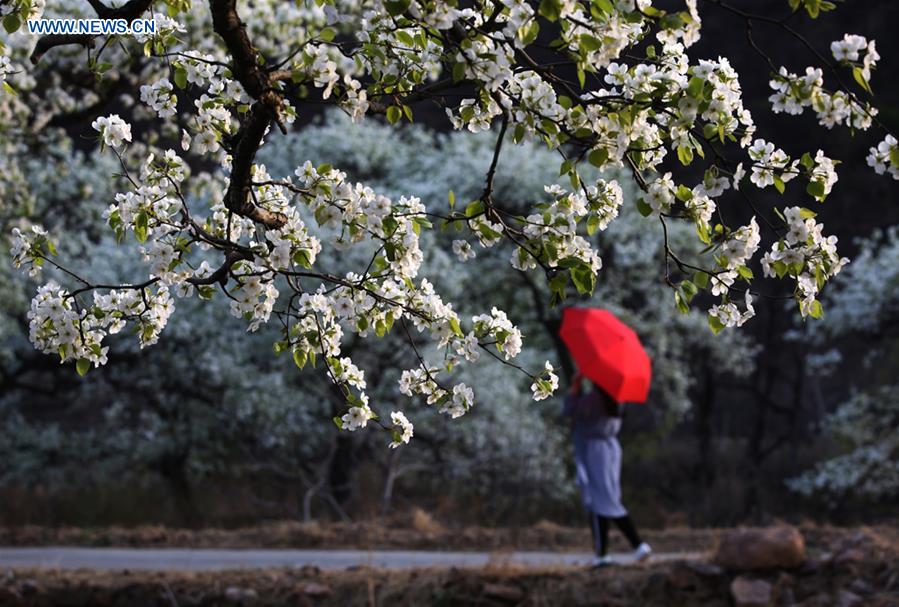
[0,523,897,606]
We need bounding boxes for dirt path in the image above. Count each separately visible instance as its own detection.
[0,546,706,571]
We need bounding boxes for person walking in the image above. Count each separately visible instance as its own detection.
[563,371,652,568]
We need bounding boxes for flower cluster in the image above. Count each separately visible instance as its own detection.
[139,78,177,119]
[866,135,899,181]
[388,411,414,448]
[747,139,798,189]
[9,224,54,277]
[530,361,559,401]
[830,33,879,80]
[761,207,849,318]
[768,34,879,131]
[91,114,132,148]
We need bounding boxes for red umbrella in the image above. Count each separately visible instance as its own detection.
[559,307,652,404]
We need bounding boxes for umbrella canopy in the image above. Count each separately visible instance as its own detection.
[559,307,652,404]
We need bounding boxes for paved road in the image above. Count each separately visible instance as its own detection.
[0,547,705,571]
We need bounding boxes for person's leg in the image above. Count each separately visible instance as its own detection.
[597,515,611,557]
[589,513,611,557]
[613,514,643,549]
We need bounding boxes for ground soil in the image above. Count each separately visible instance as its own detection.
[1,523,897,606]
[0,514,716,553]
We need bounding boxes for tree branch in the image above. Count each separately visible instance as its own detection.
[29,0,153,64]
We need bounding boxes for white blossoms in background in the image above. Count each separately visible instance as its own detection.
[867,135,899,180]
[388,411,414,448]
[0,55,12,84]
[91,114,132,148]
[452,239,476,261]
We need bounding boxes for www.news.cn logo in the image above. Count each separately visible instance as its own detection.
[26,18,157,36]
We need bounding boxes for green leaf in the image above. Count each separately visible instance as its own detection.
[693,271,709,289]
[736,266,754,280]
[676,145,693,166]
[3,14,21,34]
[386,105,402,124]
[799,207,817,219]
[890,146,899,169]
[173,66,188,89]
[1,81,16,96]
[464,199,485,217]
[538,0,561,21]
[852,66,872,94]
[686,76,705,99]
[76,358,91,377]
[293,249,312,269]
[806,179,826,200]
[579,34,601,52]
[708,314,725,335]
[452,62,466,83]
[800,152,814,170]
[293,349,308,369]
[586,215,600,236]
[448,190,455,209]
[808,299,823,319]
[134,212,149,243]
[596,0,614,14]
[674,290,689,314]
[636,198,653,217]
[675,184,693,202]
[319,27,337,42]
[384,0,410,16]
[773,174,786,194]
[680,279,698,301]
[448,317,463,337]
[588,148,609,168]
[518,20,540,45]
[332,416,344,429]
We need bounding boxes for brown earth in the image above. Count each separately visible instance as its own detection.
[0,513,718,553]
[0,524,897,606]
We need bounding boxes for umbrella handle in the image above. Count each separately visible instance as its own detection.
[569,371,585,395]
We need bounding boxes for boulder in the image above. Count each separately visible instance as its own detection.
[730,576,773,607]
[715,526,806,571]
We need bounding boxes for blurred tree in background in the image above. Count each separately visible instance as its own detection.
[1,113,759,524]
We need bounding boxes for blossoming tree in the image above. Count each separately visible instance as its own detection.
[2,0,896,447]
[789,227,899,500]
